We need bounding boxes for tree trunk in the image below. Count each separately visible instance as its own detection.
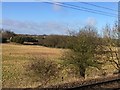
[118,69,120,73]
[79,68,86,78]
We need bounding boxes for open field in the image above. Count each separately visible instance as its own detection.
[2,43,64,88]
[2,43,117,88]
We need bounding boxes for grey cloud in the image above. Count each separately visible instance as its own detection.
[2,19,68,35]
[85,17,97,26]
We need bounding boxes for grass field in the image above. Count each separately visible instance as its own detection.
[2,43,117,88]
[2,43,65,88]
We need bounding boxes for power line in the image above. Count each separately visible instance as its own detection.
[80,2,117,12]
[62,2,117,16]
[45,2,117,18]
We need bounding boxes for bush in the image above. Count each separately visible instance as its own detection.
[11,36,24,44]
[0,38,7,43]
[26,57,60,86]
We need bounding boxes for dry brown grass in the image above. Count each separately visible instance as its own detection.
[2,44,64,88]
[2,43,117,88]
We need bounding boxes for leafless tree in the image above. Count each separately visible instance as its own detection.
[103,22,120,73]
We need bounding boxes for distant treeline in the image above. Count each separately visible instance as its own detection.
[0,29,69,48]
[0,29,16,43]
[11,36,38,44]
[0,28,120,48]
[36,35,69,48]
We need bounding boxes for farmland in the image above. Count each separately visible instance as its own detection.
[2,43,64,88]
[1,2,119,89]
[2,43,117,88]
[3,43,85,88]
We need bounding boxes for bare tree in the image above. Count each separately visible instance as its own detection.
[103,22,120,73]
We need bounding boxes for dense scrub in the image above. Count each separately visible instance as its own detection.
[11,36,38,44]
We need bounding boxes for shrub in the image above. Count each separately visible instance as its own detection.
[26,57,60,86]
[0,38,7,43]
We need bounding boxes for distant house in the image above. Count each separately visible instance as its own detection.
[23,41,38,45]
[42,34,47,39]
[23,39,38,45]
